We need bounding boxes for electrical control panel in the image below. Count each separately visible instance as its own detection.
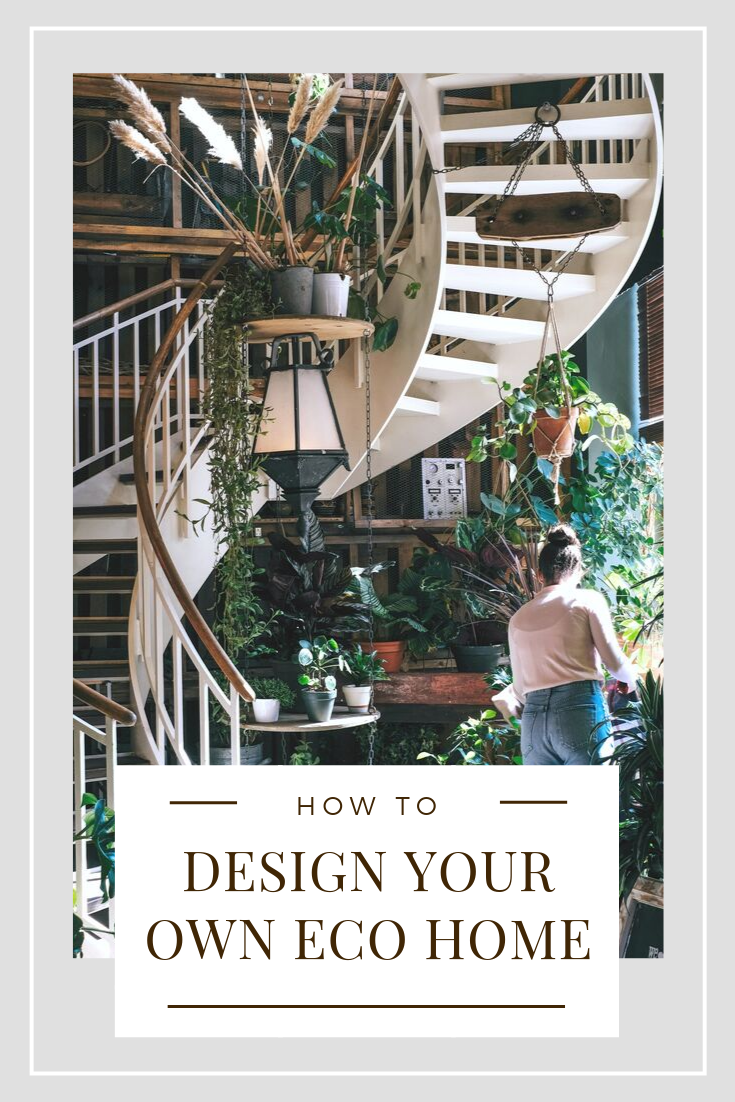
[421,457,467,520]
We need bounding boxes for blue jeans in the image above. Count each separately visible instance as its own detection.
[521,680,611,765]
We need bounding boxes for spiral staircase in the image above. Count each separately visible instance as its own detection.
[72,71,662,791]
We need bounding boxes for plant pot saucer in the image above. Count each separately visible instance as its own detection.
[242,316,374,343]
[240,707,380,734]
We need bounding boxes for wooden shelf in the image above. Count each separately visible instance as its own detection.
[241,707,379,734]
[242,316,374,343]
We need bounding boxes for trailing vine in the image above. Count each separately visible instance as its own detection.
[200,264,277,661]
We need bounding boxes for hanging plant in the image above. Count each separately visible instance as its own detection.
[187,265,278,661]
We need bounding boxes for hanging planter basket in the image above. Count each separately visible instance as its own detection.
[532,404,579,462]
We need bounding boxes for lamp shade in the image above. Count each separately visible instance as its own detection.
[254,335,350,515]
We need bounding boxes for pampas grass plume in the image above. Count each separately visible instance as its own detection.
[112,74,171,152]
[287,74,313,134]
[304,79,343,145]
[179,97,243,171]
[109,120,167,165]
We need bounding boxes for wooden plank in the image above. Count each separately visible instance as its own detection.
[374,671,492,708]
[73,193,164,217]
[73,222,233,239]
[75,74,391,114]
[169,96,183,230]
[476,192,621,242]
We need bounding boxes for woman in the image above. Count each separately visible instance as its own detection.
[496,524,637,765]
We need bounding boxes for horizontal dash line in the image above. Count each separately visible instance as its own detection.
[499,800,567,804]
[168,1004,565,1010]
[169,800,238,805]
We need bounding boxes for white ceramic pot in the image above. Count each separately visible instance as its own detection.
[252,699,281,724]
[312,272,351,317]
[343,684,373,714]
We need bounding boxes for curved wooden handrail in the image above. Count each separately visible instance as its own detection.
[73,678,137,726]
[73,277,226,331]
[132,241,255,703]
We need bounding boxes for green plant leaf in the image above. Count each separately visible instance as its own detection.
[372,316,399,352]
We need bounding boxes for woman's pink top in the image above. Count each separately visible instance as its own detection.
[495,582,636,718]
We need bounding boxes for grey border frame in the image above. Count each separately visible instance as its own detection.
[7,2,725,1094]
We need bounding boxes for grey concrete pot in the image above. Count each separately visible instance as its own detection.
[301,689,337,723]
[271,266,314,315]
[451,643,505,673]
[209,743,264,766]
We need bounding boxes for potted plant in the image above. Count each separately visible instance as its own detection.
[416,517,539,672]
[249,677,296,724]
[297,636,347,722]
[208,675,267,765]
[342,646,388,713]
[260,528,375,687]
[467,349,633,504]
[348,555,457,672]
[592,671,664,902]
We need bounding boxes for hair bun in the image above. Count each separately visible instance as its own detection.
[546,523,579,548]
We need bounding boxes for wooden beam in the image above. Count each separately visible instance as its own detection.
[73,193,163,217]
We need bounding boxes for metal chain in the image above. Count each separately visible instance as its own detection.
[360,78,376,768]
[432,104,607,289]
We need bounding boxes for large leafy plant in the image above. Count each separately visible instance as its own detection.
[349,554,457,657]
[73,794,115,958]
[418,709,522,765]
[260,530,374,656]
[592,672,664,901]
[415,518,540,645]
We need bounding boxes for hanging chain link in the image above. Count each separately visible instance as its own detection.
[360,78,376,768]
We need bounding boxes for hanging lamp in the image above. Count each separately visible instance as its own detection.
[253,333,350,521]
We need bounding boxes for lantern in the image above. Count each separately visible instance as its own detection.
[254,334,350,517]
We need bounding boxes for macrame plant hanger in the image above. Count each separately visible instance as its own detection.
[481,103,611,507]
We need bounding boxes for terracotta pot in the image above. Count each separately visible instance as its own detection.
[532,405,579,460]
[372,640,406,674]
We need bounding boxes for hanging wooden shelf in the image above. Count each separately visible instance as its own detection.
[241,707,380,735]
[475,192,621,242]
[241,315,374,343]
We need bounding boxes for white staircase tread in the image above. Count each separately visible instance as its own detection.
[446,214,630,254]
[395,395,442,416]
[433,309,545,344]
[441,99,653,144]
[427,73,587,90]
[416,353,497,382]
[443,163,650,199]
[443,263,595,301]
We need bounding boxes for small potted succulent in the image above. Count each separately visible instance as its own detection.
[249,677,296,724]
[297,636,346,722]
[342,646,389,713]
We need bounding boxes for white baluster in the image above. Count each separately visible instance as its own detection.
[73,349,80,466]
[73,724,87,918]
[412,113,422,262]
[200,677,210,765]
[375,158,385,260]
[92,340,100,458]
[230,685,241,766]
[395,110,405,209]
[112,311,120,464]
